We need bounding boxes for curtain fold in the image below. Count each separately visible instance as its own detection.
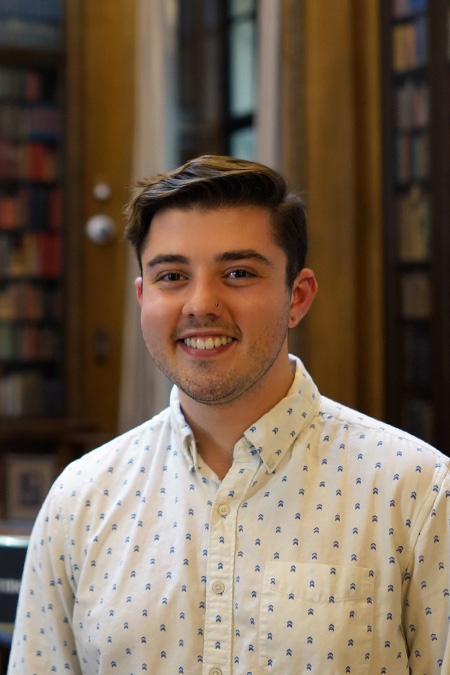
[255,0,282,170]
[118,0,178,433]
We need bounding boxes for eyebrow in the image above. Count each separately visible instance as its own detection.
[214,249,273,267]
[146,249,273,269]
[147,254,189,268]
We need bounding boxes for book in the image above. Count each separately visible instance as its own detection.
[0,370,62,416]
[397,185,431,261]
[392,16,428,72]
[0,18,63,51]
[396,79,429,130]
[392,0,428,20]
[400,269,431,319]
[0,1,64,22]
[411,131,429,180]
[395,132,412,183]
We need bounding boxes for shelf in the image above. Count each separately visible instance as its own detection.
[0,4,69,430]
[0,417,96,442]
[0,47,65,66]
[381,0,450,453]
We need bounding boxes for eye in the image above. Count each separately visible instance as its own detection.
[159,272,183,282]
[153,271,186,288]
[227,269,254,279]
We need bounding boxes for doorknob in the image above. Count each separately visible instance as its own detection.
[85,214,115,244]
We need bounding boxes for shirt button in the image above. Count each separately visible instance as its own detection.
[209,669,222,675]
[267,457,275,469]
[212,580,225,594]
[218,503,230,516]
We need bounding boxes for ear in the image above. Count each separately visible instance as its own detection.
[288,268,318,328]
[135,276,143,305]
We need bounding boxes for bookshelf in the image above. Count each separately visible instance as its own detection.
[0,15,65,418]
[381,0,450,454]
[0,0,89,521]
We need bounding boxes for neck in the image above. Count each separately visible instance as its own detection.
[179,355,296,479]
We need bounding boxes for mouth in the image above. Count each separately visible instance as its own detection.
[183,336,234,351]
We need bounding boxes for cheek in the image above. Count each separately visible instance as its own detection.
[139,294,179,331]
[248,292,291,322]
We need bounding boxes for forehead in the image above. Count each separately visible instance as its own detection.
[144,205,279,253]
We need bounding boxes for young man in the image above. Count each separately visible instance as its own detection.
[8,156,450,674]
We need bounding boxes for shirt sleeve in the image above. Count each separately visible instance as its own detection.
[7,478,81,674]
[403,464,450,674]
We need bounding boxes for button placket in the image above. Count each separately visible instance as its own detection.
[203,445,260,675]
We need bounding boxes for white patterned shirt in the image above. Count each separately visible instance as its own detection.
[8,356,450,674]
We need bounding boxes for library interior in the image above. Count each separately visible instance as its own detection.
[0,0,449,667]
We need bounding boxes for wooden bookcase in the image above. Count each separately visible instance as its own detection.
[0,0,91,520]
[380,0,450,455]
[0,60,65,418]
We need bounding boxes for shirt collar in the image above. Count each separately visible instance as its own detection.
[169,355,321,473]
[242,356,320,473]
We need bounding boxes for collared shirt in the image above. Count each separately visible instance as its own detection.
[8,356,450,675]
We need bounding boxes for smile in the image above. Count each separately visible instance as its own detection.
[183,336,234,350]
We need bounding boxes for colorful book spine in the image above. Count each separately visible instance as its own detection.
[392,16,428,72]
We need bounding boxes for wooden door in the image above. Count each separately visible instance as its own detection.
[80,0,135,434]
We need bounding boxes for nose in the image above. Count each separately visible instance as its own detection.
[181,276,222,318]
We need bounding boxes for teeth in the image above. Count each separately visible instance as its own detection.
[184,336,233,350]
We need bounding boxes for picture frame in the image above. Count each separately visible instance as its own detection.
[4,454,55,521]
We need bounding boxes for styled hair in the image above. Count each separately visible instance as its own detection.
[124,154,308,288]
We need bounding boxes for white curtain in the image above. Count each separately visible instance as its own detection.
[255,0,282,170]
[118,0,178,433]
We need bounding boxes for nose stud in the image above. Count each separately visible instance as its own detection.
[215,302,219,307]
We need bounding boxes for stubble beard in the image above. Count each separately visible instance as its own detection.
[143,319,290,407]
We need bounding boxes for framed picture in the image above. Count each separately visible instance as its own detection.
[4,454,56,521]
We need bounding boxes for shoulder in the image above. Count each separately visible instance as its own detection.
[53,406,172,497]
[316,395,450,484]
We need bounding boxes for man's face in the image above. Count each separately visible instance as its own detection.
[135,205,314,407]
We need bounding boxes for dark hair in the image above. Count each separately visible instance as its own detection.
[124,154,308,288]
